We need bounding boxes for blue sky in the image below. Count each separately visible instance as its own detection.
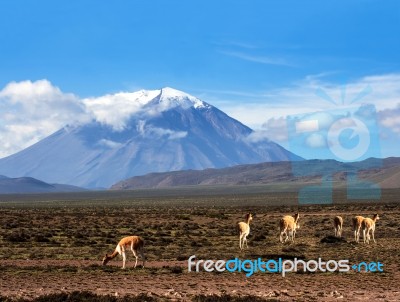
[0,0,399,159]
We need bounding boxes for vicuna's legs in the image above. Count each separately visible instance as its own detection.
[131,247,146,268]
[364,227,375,244]
[289,229,294,242]
[239,233,248,250]
[280,228,288,243]
[132,249,138,268]
[363,228,367,243]
[371,227,376,243]
[354,226,361,243]
[335,225,342,237]
[121,251,127,269]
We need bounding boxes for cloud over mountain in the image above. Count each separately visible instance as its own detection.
[0,75,399,160]
[0,80,87,157]
[0,86,300,188]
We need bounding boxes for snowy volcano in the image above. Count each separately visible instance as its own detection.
[0,87,301,188]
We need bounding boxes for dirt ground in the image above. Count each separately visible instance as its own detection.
[0,259,399,301]
[0,194,399,301]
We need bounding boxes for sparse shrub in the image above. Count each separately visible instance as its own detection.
[191,241,202,247]
[33,235,50,243]
[253,234,267,241]
[74,233,85,239]
[4,231,30,242]
[169,266,183,274]
[175,214,191,220]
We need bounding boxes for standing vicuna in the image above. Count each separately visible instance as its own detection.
[352,216,364,243]
[102,236,145,269]
[334,216,343,237]
[237,213,253,250]
[279,213,300,243]
[362,214,380,244]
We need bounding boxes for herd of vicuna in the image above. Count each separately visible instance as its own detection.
[237,212,380,248]
[102,212,380,268]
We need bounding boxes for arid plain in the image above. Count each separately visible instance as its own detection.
[0,188,399,301]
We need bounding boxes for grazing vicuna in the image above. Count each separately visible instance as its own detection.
[362,214,380,244]
[352,216,364,243]
[279,213,300,243]
[237,213,253,250]
[334,216,343,237]
[102,236,145,269]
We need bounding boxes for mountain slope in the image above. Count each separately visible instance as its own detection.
[111,157,400,190]
[0,87,301,188]
[0,176,86,194]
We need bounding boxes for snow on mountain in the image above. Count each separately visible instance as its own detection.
[0,87,301,188]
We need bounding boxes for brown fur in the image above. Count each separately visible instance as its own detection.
[362,214,380,244]
[102,236,145,269]
[279,213,300,243]
[334,216,343,237]
[352,216,364,243]
[237,213,253,250]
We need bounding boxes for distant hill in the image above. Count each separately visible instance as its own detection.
[111,157,400,190]
[0,176,87,194]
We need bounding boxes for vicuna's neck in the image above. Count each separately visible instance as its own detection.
[109,250,119,259]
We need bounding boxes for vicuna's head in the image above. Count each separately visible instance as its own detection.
[373,213,380,222]
[245,213,253,223]
[293,212,300,222]
[102,254,111,266]
[296,222,300,229]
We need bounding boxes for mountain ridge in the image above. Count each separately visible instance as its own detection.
[111,157,400,190]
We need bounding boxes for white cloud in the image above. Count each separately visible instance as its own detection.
[379,104,400,135]
[83,89,160,131]
[136,120,187,140]
[248,117,288,143]
[140,122,187,140]
[0,80,88,158]
[216,73,400,135]
[98,139,123,149]
[305,133,326,148]
[219,50,293,67]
